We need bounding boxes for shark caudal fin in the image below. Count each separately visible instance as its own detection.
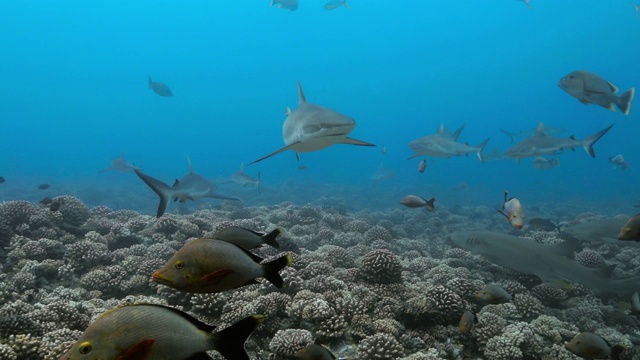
[475,138,491,162]
[134,170,172,218]
[582,124,614,158]
[213,315,264,360]
[499,129,517,143]
[617,87,635,115]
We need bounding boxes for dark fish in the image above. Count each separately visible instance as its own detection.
[148,76,173,97]
[49,200,62,212]
[618,215,640,241]
[564,332,625,360]
[476,284,512,304]
[0,176,5,184]
[38,184,51,190]
[297,165,308,170]
[39,197,53,205]
[214,226,282,249]
[294,342,336,360]
[60,303,263,360]
[400,195,436,211]
[528,218,557,231]
[324,0,350,10]
[609,154,629,170]
[458,309,476,334]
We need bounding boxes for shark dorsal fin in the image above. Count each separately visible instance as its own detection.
[535,122,545,136]
[187,156,194,174]
[437,124,445,135]
[285,106,292,116]
[297,81,306,105]
[239,163,244,171]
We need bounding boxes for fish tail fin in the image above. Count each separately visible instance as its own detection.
[212,315,264,360]
[262,227,283,248]
[475,138,490,162]
[134,170,172,218]
[344,0,351,9]
[617,87,635,115]
[262,253,293,288]
[582,124,614,157]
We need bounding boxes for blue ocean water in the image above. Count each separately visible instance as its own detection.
[0,0,638,214]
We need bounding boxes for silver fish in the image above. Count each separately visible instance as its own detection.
[532,156,560,169]
[270,0,298,11]
[497,190,524,229]
[135,157,240,217]
[418,159,427,173]
[407,124,489,162]
[249,81,375,164]
[99,153,141,173]
[504,122,613,159]
[148,76,173,97]
[609,154,628,169]
[324,0,350,10]
[559,70,635,115]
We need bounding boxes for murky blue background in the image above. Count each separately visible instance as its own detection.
[0,1,638,214]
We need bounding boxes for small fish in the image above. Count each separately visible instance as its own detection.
[609,154,628,170]
[564,332,625,360]
[324,0,350,10]
[294,341,337,360]
[452,182,468,192]
[214,226,282,249]
[153,238,292,293]
[381,146,387,155]
[458,309,476,334]
[533,156,560,169]
[418,159,427,173]
[270,0,298,11]
[528,218,557,232]
[371,163,396,183]
[0,176,4,184]
[631,292,640,315]
[231,163,261,193]
[558,70,635,115]
[497,190,524,229]
[476,284,512,304]
[148,76,173,97]
[617,215,640,241]
[60,303,263,360]
[39,197,53,205]
[38,184,51,190]
[518,0,532,9]
[400,195,436,211]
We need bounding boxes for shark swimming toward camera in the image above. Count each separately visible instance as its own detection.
[407,124,490,161]
[504,122,613,159]
[450,230,640,295]
[248,81,375,164]
[134,157,240,217]
[231,163,261,193]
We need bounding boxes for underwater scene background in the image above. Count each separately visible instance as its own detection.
[1,1,640,359]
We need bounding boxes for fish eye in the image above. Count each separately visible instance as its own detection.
[79,342,92,354]
[175,261,185,270]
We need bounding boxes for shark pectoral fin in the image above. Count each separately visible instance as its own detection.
[134,170,172,218]
[248,143,300,165]
[201,269,235,285]
[580,99,590,105]
[340,137,376,146]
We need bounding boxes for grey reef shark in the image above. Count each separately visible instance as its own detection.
[134,157,240,218]
[407,124,490,161]
[450,230,640,295]
[504,122,613,160]
[248,81,375,164]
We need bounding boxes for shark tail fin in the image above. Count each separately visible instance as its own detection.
[262,253,293,288]
[617,87,635,115]
[499,129,516,143]
[213,315,264,360]
[262,227,283,248]
[344,0,351,9]
[134,170,172,218]
[582,124,614,158]
[475,138,490,162]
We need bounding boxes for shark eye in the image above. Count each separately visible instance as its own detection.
[175,261,185,270]
[79,342,92,354]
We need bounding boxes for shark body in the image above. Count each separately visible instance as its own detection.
[135,158,239,217]
[231,163,261,193]
[249,81,375,164]
[407,124,489,161]
[450,230,640,295]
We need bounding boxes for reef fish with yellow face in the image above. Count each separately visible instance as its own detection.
[497,190,524,229]
[618,215,640,242]
[59,303,263,360]
[153,238,292,293]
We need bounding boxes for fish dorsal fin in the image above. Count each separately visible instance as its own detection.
[187,156,194,174]
[286,106,292,116]
[535,122,545,136]
[437,123,445,135]
[607,81,619,93]
[452,124,465,141]
[297,81,306,105]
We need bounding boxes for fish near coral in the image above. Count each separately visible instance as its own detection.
[59,303,263,360]
[617,215,640,241]
[293,341,337,360]
[153,238,292,293]
[497,190,524,229]
[475,284,512,304]
[564,332,625,360]
[458,309,476,334]
[148,76,173,97]
[558,70,635,115]
[400,195,436,211]
[214,226,283,249]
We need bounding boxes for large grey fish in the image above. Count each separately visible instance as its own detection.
[135,157,240,218]
[249,81,375,164]
[449,230,640,295]
[497,190,524,229]
[559,70,635,115]
[231,163,261,193]
[476,284,512,304]
[324,0,350,10]
[564,332,625,360]
[532,156,560,169]
[271,0,298,11]
[99,153,141,173]
[400,195,436,211]
[407,124,489,161]
[60,303,263,360]
[500,125,567,143]
[148,76,173,97]
[214,226,282,249]
[504,122,613,159]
